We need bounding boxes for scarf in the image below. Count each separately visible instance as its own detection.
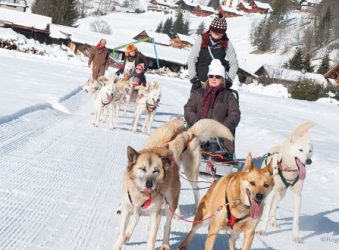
[200,84,224,119]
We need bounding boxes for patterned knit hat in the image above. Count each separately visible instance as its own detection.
[209,13,227,34]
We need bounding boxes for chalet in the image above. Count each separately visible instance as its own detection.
[300,0,321,8]
[0,8,51,43]
[171,33,195,49]
[133,30,171,46]
[255,65,333,86]
[175,0,197,12]
[221,0,240,8]
[149,0,178,11]
[193,5,215,16]
[0,0,27,12]
[325,63,339,84]
[251,1,272,14]
[217,6,243,18]
[237,1,252,13]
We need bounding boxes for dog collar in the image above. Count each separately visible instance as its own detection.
[127,190,152,209]
[225,195,248,229]
[277,167,299,188]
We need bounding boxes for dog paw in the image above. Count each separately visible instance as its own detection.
[124,233,132,242]
[159,244,170,250]
[256,229,266,236]
[293,236,303,244]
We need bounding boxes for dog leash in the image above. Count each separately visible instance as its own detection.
[159,191,240,224]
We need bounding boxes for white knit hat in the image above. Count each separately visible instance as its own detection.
[208,59,225,78]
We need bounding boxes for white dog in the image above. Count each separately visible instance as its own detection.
[131,81,161,134]
[257,122,314,243]
[92,79,116,129]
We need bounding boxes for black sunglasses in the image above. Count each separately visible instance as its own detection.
[208,75,223,79]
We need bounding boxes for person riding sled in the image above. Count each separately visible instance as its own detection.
[188,13,238,94]
[116,43,147,79]
[184,59,241,160]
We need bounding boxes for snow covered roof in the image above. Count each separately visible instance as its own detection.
[118,41,189,65]
[240,2,252,10]
[176,0,198,8]
[197,5,215,13]
[50,24,188,65]
[156,0,178,7]
[50,24,130,50]
[176,33,195,45]
[135,30,172,46]
[253,1,272,11]
[258,65,331,85]
[219,6,244,16]
[0,7,51,31]
[0,0,27,8]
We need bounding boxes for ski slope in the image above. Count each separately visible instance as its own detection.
[0,51,339,250]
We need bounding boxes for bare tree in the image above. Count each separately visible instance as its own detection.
[90,19,112,34]
[77,0,92,18]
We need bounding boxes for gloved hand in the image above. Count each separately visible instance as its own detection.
[190,76,202,93]
[224,74,233,89]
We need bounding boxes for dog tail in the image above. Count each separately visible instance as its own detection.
[187,119,234,142]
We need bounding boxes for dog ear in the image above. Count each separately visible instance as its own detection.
[264,159,273,176]
[127,146,139,169]
[243,153,254,172]
[161,152,174,170]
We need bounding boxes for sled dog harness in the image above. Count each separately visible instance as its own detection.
[225,194,249,229]
[127,190,152,209]
[146,98,160,113]
[277,167,299,188]
[101,93,113,106]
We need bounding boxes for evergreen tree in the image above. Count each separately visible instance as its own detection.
[208,0,220,9]
[32,0,79,27]
[182,20,190,35]
[317,54,330,74]
[173,11,184,34]
[162,17,173,35]
[288,47,303,71]
[196,21,205,35]
[303,53,314,73]
[156,22,163,33]
[251,16,272,51]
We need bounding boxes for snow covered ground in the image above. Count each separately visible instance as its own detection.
[0,49,338,250]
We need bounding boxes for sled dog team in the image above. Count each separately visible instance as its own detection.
[111,118,314,250]
[82,75,161,133]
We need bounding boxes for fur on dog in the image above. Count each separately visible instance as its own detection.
[131,81,161,134]
[144,118,234,208]
[257,122,314,243]
[113,118,234,250]
[91,75,129,129]
[178,154,274,250]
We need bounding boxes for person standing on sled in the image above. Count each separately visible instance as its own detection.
[116,43,147,79]
[188,13,238,94]
[88,39,110,80]
[184,59,240,160]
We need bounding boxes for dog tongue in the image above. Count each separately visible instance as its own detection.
[297,159,306,180]
[250,198,262,219]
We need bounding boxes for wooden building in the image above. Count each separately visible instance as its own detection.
[217,6,243,18]
[193,5,215,16]
[175,0,197,12]
[0,0,27,12]
[325,63,339,84]
[171,33,194,49]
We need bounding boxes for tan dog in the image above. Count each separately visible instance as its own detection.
[113,118,234,250]
[178,154,274,250]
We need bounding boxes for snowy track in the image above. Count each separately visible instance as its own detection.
[0,73,339,249]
